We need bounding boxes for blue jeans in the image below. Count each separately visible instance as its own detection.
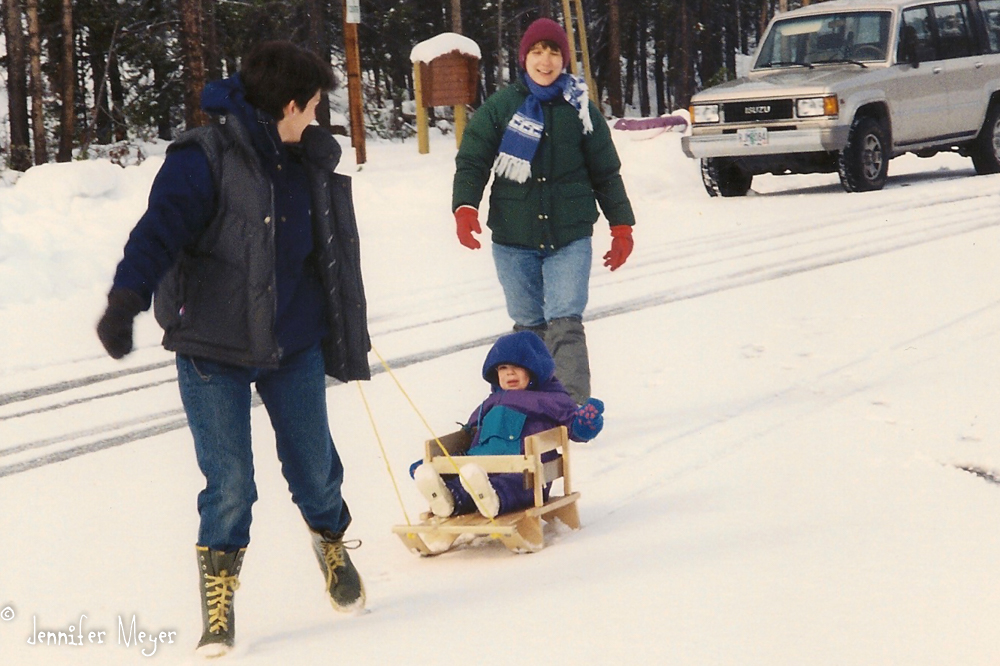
[491,237,592,327]
[177,344,350,552]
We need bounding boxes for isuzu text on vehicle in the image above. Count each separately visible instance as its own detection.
[681,0,1000,195]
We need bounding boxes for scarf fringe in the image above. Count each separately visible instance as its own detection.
[493,153,533,183]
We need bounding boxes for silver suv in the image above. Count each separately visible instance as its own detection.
[681,0,1000,195]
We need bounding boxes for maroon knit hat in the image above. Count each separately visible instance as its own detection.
[518,18,571,71]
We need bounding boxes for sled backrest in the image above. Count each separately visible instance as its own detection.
[524,426,571,506]
[423,428,472,460]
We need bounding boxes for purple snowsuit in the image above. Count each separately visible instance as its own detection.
[444,331,590,516]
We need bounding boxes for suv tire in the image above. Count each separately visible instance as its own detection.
[701,158,753,197]
[971,104,1000,174]
[837,116,888,192]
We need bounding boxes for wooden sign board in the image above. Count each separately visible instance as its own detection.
[418,51,478,107]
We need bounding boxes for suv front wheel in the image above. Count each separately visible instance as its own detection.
[838,116,889,192]
[701,158,753,197]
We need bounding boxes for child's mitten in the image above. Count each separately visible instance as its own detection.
[571,398,605,441]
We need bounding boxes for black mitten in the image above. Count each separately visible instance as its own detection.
[97,289,144,359]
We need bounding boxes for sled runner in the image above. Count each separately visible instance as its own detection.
[392,425,581,555]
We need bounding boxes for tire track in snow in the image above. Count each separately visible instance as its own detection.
[2,197,998,478]
[579,299,1000,528]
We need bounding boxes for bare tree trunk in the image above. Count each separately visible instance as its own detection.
[638,7,650,117]
[109,52,127,141]
[653,7,666,115]
[497,0,504,87]
[179,0,208,129]
[725,0,738,78]
[25,0,46,163]
[304,0,331,128]
[4,0,32,170]
[451,0,462,32]
[679,0,693,108]
[87,23,117,145]
[607,0,623,117]
[624,9,635,109]
[57,0,74,162]
[204,0,221,81]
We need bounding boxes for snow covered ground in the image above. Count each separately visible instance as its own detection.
[2,120,999,665]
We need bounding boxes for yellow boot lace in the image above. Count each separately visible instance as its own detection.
[204,570,240,634]
[320,539,360,589]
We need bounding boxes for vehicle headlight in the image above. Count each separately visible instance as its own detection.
[691,104,720,124]
[796,95,839,118]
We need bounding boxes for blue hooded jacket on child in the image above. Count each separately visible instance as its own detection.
[412,331,602,517]
[465,330,583,455]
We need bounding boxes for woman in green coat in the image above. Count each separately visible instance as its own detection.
[452,17,636,405]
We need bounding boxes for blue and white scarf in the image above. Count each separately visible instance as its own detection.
[493,73,593,183]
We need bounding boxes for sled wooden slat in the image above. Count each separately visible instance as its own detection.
[429,455,534,476]
[393,426,581,555]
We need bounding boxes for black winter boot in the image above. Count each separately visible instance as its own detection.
[545,317,591,405]
[195,546,245,657]
[513,322,547,340]
[310,530,366,613]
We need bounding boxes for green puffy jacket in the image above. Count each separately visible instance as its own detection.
[453,79,635,250]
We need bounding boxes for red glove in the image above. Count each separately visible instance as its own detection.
[603,225,633,271]
[455,206,482,249]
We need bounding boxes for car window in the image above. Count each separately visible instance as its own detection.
[932,2,973,58]
[755,11,891,68]
[899,7,940,61]
[980,0,1000,52]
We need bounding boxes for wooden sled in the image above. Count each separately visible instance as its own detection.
[392,425,581,555]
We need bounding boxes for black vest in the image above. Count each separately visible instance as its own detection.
[153,119,371,382]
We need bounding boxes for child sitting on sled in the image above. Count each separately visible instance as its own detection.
[410,331,604,519]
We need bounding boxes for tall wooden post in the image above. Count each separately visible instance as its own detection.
[451,0,467,149]
[414,64,430,154]
[560,0,597,104]
[343,0,366,165]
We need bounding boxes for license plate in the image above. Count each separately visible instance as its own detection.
[738,127,768,147]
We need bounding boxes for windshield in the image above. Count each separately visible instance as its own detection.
[755,11,892,68]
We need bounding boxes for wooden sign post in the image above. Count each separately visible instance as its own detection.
[343,0,366,165]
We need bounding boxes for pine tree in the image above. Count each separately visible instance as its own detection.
[4,0,32,170]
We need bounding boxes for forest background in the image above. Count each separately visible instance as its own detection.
[0,0,815,172]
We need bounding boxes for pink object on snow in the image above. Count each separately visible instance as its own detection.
[613,115,689,133]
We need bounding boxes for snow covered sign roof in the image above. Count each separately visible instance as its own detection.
[410,33,482,64]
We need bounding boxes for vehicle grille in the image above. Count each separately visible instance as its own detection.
[723,99,794,123]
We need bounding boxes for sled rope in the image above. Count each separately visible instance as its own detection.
[369,344,501,532]
[356,380,413,526]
